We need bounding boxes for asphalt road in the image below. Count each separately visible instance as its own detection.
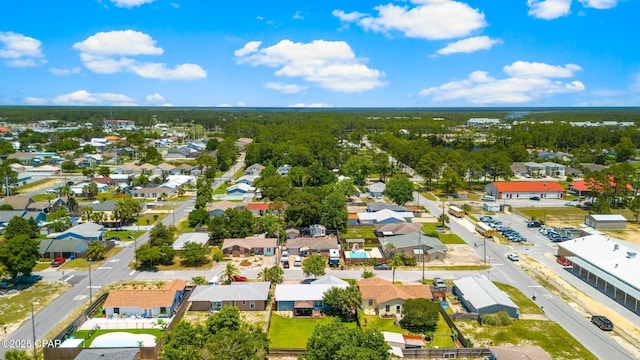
[0,157,246,358]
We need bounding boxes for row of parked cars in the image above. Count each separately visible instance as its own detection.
[480,216,527,243]
[539,227,571,242]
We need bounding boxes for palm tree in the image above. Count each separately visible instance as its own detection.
[390,255,403,284]
[219,262,240,285]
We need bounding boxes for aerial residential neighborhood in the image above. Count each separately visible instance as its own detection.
[0,108,639,360]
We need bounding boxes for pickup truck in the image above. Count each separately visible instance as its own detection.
[281,250,289,264]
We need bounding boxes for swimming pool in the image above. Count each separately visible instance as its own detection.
[91,332,156,348]
[348,250,369,259]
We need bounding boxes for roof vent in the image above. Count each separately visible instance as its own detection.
[613,244,619,251]
[615,263,618,268]
[627,251,637,259]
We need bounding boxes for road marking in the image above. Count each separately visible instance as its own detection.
[74,295,87,301]
[129,270,136,276]
[87,286,101,289]
[492,263,504,266]
[63,275,74,281]
[529,285,543,288]
[97,267,112,270]
[109,259,120,263]
[164,271,175,275]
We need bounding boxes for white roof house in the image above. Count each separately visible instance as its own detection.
[357,209,413,224]
[172,232,210,251]
[160,175,196,190]
[275,275,348,303]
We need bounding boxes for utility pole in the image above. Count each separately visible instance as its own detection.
[88,258,93,306]
[31,301,38,360]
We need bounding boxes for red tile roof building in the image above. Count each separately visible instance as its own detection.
[484,181,566,200]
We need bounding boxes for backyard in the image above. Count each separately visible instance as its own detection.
[361,313,456,348]
[268,314,356,348]
[71,328,164,347]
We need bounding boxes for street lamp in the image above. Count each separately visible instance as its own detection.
[128,234,137,266]
[31,301,39,360]
[88,258,93,306]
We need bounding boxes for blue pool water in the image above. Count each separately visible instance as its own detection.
[349,251,368,259]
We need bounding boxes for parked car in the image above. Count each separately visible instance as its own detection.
[293,256,302,267]
[527,221,544,228]
[232,275,247,282]
[482,195,496,201]
[479,216,494,223]
[557,256,571,266]
[529,196,541,201]
[507,253,520,261]
[374,263,392,270]
[433,277,446,288]
[51,257,65,267]
[591,315,613,331]
[282,260,290,269]
[565,201,576,206]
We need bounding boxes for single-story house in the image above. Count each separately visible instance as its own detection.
[488,345,552,360]
[237,174,259,186]
[274,275,348,316]
[375,223,423,237]
[0,210,47,227]
[2,195,35,211]
[133,187,172,199]
[309,224,326,237]
[47,222,105,241]
[154,163,177,176]
[483,181,566,200]
[172,232,210,251]
[176,163,200,175]
[569,177,634,198]
[117,163,141,175]
[284,236,339,258]
[368,182,386,198]
[358,209,413,225]
[367,202,407,213]
[453,276,519,318]
[206,201,238,217]
[188,282,270,311]
[245,202,269,216]
[160,175,196,191]
[454,190,469,199]
[585,214,627,230]
[379,233,447,262]
[139,163,156,174]
[221,235,277,257]
[226,183,254,197]
[557,234,640,315]
[104,280,186,318]
[277,164,291,176]
[39,239,88,259]
[285,228,300,239]
[245,163,265,176]
[359,277,432,317]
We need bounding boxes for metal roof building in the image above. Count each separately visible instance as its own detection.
[558,234,640,314]
[453,276,519,318]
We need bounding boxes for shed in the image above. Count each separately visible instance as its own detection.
[453,276,519,318]
[585,214,627,230]
[483,203,501,212]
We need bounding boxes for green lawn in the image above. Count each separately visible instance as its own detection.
[439,234,466,244]
[361,313,455,348]
[105,230,146,240]
[32,262,51,272]
[71,328,164,347]
[268,314,355,348]
[362,314,402,333]
[460,320,597,360]
[493,282,542,314]
[31,193,57,202]
[343,227,376,239]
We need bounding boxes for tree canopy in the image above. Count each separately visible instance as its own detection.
[306,320,390,360]
[0,234,39,278]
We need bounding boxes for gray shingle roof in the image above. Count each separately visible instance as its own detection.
[189,282,271,302]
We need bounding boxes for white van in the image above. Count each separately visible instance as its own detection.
[293,256,302,267]
[208,276,219,285]
[482,195,496,202]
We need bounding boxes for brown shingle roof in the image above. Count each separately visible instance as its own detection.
[104,289,175,308]
[162,279,186,291]
[359,277,432,304]
[2,196,33,210]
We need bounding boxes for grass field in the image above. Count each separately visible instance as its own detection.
[71,328,164,347]
[457,319,597,360]
[361,313,455,348]
[439,234,466,244]
[493,282,542,314]
[0,280,71,328]
[343,227,376,239]
[268,314,356,348]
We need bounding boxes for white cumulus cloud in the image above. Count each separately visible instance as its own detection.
[110,0,155,8]
[419,61,585,104]
[49,66,82,76]
[578,0,617,9]
[288,103,333,108]
[73,30,206,80]
[436,36,501,56]
[527,0,572,19]
[235,39,385,93]
[265,82,306,94]
[0,31,45,67]
[333,1,486,40]
[146,93,165,102]
[53,90,137,106]
[24,97,47,105]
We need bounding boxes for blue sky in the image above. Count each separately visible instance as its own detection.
[0,0,638,107]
